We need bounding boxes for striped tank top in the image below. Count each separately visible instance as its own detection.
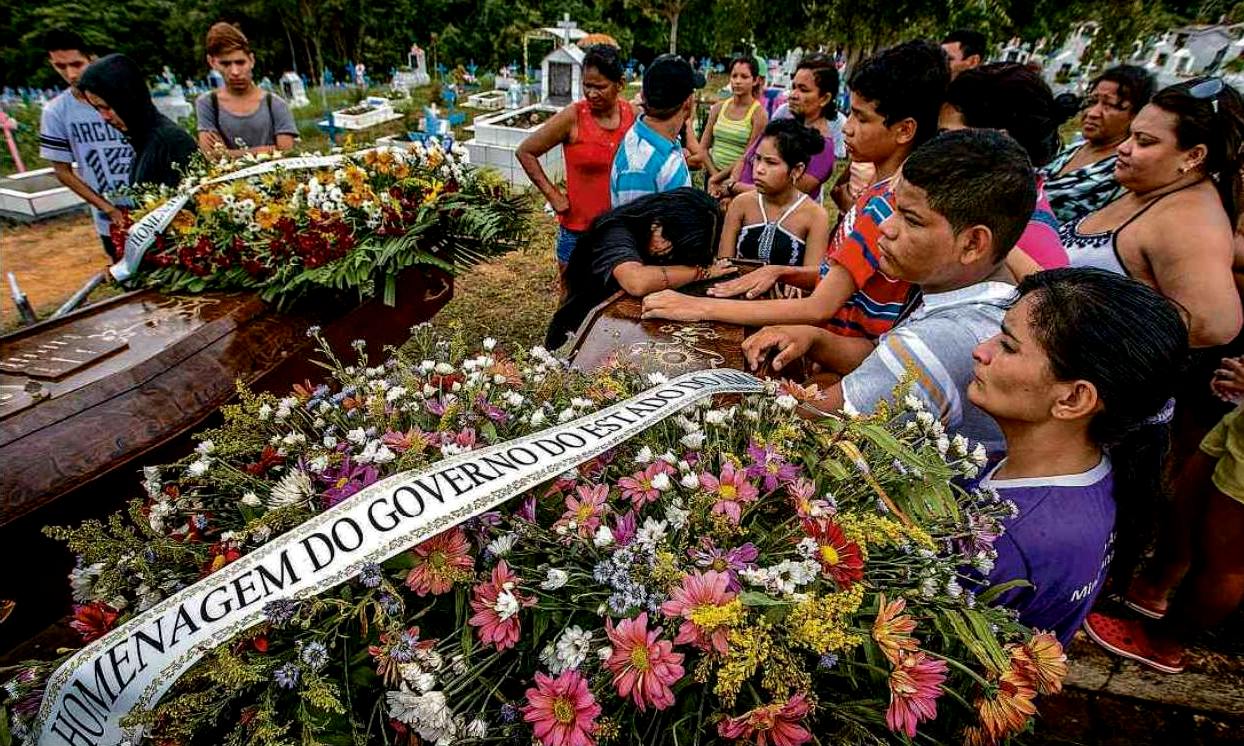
[709,99,759,171]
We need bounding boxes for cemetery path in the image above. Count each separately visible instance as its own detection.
[1,212,110,330]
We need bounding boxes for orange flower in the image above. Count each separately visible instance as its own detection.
[872,593,919,665]
[255,205,283,230]
[170,209,196,234]
[196,192,224,212]
[976,669,1037,742]
[1007,631,1067,694]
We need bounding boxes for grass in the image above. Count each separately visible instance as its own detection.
[428,215,560,350]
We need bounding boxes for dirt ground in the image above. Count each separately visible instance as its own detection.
[0,211,112,329]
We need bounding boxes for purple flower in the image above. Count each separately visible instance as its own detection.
[745,440,800,491]
[378,593,402,615]
[358,563,383,588]
[425,398,447,416]
[319,456,380,508]
[517,495,537,523]
[476,397,509,424]
[273,662,300,689]
[263,599,298,627]
[688,538,759,592]
[612,509,638,547]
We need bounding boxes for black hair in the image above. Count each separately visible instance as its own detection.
[760,117,825,171]
[583,44,624,85]
[942,29,987,61]
[794,52,839,120]
[901,129,1036,261]
[1150,78,1244,223]
[42,29,90,56]
[848,41,949,146]
[728,56,759,79]
[1013,267,1189,591]
[1088,64,1156,113]
[944,62,1073,167]
[586,187,722,266]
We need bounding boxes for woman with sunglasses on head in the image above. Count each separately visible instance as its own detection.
[1041,65,1156,226]
[1058,77,1243,349]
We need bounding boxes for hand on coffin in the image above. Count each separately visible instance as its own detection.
[1213,355,1244,403]
[641,290,707,321]
[742,325,820,372]
[706,265,784,299]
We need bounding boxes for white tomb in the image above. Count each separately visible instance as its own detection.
[280,72,310,108]
[464,104,563,187]
[0,167,87,221]
[541,44,584,106]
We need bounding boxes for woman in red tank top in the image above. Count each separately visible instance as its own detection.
[517,44,635,292]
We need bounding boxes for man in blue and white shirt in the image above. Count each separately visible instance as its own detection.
[38,29,133,259]
[610,55,699,207]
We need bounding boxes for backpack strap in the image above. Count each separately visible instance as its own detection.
[209,90,222,135]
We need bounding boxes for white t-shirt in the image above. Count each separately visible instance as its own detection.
[38,89,134,236]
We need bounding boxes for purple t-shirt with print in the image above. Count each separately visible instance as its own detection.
[737,105,835,201]
[983,457,1115,646]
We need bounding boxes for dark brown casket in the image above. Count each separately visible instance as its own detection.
[566,291,749,374]
[0,268,451,649]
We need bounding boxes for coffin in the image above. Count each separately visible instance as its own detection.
[566,290,748,374]
[0,268,451,647]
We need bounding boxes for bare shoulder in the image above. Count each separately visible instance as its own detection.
[1145,184,1233,252]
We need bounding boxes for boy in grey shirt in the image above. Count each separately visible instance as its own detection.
[742,129,1038,456]
[38,30,134,258]
[196,22,298,156]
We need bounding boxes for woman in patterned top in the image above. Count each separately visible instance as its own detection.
[1041,65,1155,226]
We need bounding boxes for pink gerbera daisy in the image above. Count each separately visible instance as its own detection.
[700,461,759,524]
[603,612,684,711]
[554,484,609,539]
[618,462,673,507]
[405,527,474,596]
[468,560,534,651]
[885,651,948,738]
[717,692,813,746]
[660,570,737,654]
[522,669,602,746]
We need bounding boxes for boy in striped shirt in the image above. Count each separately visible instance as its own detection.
[610,55,698,207]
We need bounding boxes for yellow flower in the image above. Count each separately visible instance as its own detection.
[787,586,865,655]
[421,180,444,207]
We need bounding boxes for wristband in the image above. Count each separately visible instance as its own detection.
[660,265,670,289]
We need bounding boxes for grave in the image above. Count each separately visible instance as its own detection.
[464,104,562,186]
[0,167,86,222]
[466,90,507,111]
[319,96,401,130]
[279,71,310,108]
[541,44,584,106]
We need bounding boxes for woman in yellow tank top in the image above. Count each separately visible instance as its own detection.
[699,57,768,181]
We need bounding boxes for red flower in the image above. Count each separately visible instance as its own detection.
[70,602,119,643]
[405,527,474,596]
[244,445,285,475]
[885,652,948,739]
[522,669,602,746]
[603,612,684,711]
[718,692,813,746]
[468,560,534,651]
[802,518,864,588]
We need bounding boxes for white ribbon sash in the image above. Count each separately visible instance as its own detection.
[112,153,354,282]
[34,369,765,745]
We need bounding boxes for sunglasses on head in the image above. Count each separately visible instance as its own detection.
[1189,77,1225,113]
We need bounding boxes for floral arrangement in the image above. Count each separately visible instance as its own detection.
[3,329,1066,746]
[111,143,531,307]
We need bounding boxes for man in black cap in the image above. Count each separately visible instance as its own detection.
[609,54,702,207]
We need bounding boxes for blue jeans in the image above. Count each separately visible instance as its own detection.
[555,226,582,264]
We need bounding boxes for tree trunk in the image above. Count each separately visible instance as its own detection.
[669,11,679,54]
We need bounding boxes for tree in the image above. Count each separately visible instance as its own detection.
[626,0,697,53]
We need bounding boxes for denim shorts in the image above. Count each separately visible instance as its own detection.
[555,226,582,264]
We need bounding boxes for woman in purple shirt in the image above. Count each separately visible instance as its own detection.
[967,267,1187,645]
